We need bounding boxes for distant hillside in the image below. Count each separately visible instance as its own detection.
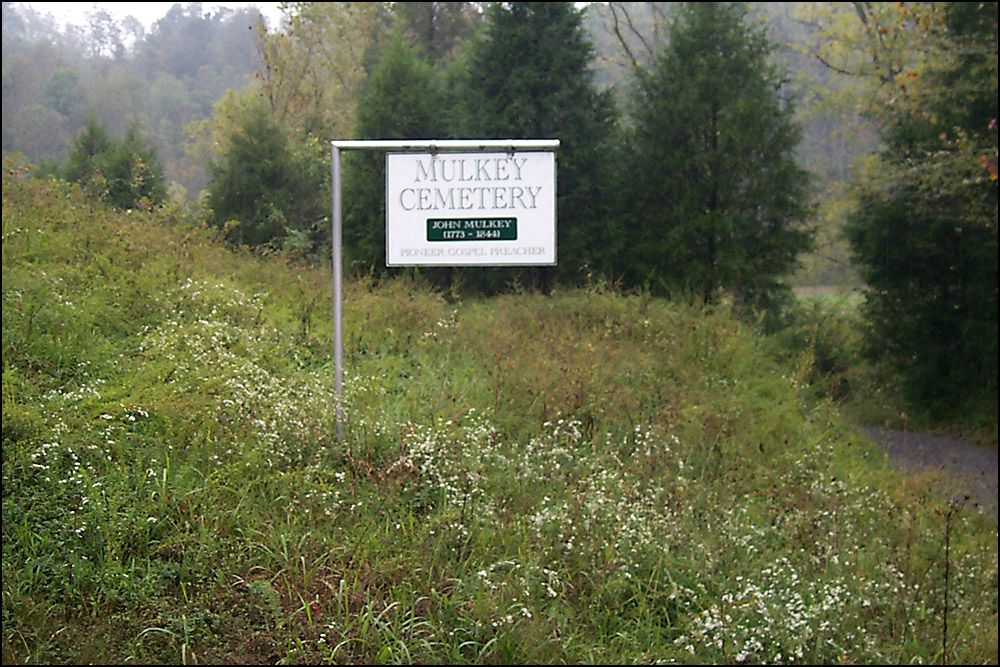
[2,3,264,194]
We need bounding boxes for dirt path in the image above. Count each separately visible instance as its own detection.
[861,426,998,516]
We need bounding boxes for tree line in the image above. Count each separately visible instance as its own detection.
[202,2,811,314]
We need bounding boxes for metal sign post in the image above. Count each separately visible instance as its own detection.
[330,139,559,442]
[331,144,344,443]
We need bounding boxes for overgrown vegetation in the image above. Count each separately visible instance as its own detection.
[4,169,996,664]
[3,3,997,662]
[773,289,908,429]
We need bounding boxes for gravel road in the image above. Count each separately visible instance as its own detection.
[862,426,998,516]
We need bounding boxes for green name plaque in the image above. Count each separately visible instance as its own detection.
[427,218,518,242]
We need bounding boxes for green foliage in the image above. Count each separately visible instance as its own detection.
[772,293,862,401]
[104,124,168,210]
[43,68,87,118]
[62,116,113,190]
[62,116,166,209]
[255,3,392,142]
[623,2,812,310]
[3,168,997,665]
[344,33,445,273]
[846,1,998,420]
[206,98,290,246]
[393,2,482,65]
[768,289,909,428]
[449,1,619,291]
[206,96,328,250]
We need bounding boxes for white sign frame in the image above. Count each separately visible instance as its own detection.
[385,151,557,267]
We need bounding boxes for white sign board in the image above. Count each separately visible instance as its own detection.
[386,151,556,266]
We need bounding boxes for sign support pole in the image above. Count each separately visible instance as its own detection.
[331,144,344,443]
[329,139,558,443]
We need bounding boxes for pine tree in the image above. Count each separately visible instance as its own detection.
[205,92,332,251]
[102,123,166,210]
[343,33,444,273]
[64,116,113,198]
[451,2,618,291]
[625,2,811,309]
[63,116,165,209]
[207,99,293,246]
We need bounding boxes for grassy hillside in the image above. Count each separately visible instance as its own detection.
[3,167,997,664]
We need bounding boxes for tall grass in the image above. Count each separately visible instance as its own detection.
[3,167,997,664]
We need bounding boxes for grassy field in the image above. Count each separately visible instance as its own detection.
[3,168,997,664]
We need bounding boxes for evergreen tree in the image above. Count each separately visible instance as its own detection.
[206,95,330,251]
[625,2,811,309]
[846,2,997,417]
[344,33,444,273]
[102,123,167,209]
[63,116,165,209]
[63,116,113,198]
[451,2,617,291]
[207,99,293,246]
